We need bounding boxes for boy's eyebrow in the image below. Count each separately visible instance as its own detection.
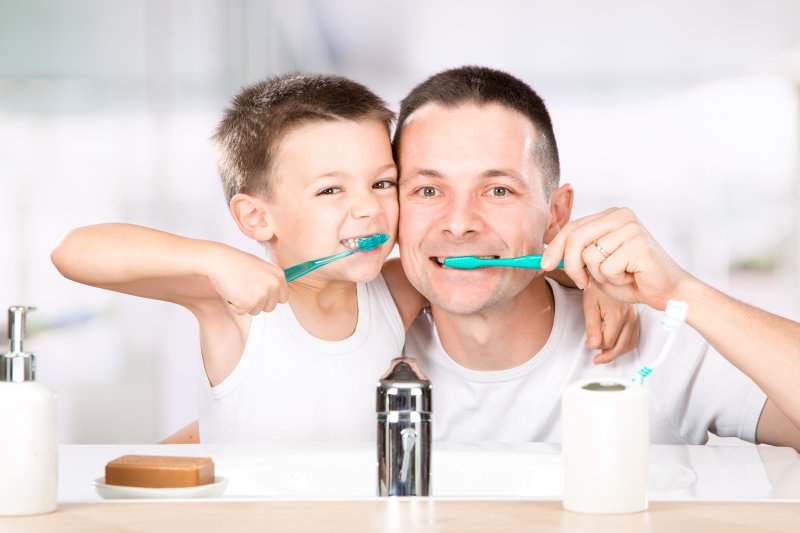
[375,163,399,175]
[313,163,398,180]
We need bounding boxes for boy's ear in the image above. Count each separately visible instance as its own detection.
[543,183,574,244]
[229,193,274,242]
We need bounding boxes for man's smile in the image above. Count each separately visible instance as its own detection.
[431,255,499,267]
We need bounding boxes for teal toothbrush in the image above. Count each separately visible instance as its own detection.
[633,300,688,384]
[283,233,389,282]
[442,254,564,269]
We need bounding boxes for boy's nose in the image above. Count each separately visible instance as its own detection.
[350,189,383,218]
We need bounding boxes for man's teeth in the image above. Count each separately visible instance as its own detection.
[434,255,498,266]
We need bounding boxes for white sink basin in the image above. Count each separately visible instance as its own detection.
[218,442,563,499]
[59,441,800,502]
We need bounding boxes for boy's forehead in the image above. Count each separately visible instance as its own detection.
[272,117,395,178]
[279,116,391,145]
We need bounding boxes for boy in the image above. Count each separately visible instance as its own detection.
[51,74,638,442]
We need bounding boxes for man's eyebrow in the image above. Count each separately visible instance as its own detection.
[401,168,528,184]
[401,168,445,179]
[480,168,525,181]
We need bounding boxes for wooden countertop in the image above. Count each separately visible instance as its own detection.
[2,500,800,532]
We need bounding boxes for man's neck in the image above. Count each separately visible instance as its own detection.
[431,277,555,371]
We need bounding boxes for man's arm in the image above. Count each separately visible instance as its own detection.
[542,208,800,450]
[676,277,800,448]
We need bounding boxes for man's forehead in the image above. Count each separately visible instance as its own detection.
[403,100,534,131]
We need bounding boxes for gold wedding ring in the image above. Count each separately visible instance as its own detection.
[594,241,611,259]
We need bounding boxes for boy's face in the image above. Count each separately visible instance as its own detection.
[265,118,398,283]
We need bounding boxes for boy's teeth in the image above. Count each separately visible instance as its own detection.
[341,238,360,249]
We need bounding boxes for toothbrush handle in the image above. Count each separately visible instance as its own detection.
[490,255,564,269]
[283,249,356,282]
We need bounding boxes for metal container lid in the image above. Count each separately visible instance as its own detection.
[377,357,432,413]
[0,306,36,382]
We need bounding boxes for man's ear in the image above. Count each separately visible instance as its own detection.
[229,193,274,242]
[543,183,574,244]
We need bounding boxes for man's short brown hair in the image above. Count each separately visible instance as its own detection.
[394,66,560,199]
[212,73,395,202]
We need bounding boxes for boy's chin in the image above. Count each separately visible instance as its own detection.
[341,265,383,284]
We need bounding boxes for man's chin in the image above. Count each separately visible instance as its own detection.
[426,293,502,317]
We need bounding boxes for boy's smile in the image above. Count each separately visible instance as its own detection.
[265,118,398,283]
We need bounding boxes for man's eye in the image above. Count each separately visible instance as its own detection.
[418,187,438,197]
[490,187,509,197]
[318,187,341,196]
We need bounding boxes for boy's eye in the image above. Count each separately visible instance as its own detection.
[373,179,397,190]
[489,186,510,197]
[417,186,438,198]
[318,187,341,196]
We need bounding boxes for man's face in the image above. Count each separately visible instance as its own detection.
[398,102,553,315]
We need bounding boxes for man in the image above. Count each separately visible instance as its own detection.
[396,65,800,450]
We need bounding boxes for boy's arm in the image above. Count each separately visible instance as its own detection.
[547,270,641,363]
[581,281,640,364]
[51,223,289,385]
[51,223,287,313]
[381,258,429,330]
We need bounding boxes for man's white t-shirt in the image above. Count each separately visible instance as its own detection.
[403,278,767,444]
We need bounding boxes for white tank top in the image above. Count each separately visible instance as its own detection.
[198,274,404,442]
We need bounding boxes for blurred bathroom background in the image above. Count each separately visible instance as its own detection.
[1,0,799,443]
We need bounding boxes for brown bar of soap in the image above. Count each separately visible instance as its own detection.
[105,455,214,488]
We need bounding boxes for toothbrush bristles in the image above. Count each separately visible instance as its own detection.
[357,233,389,252]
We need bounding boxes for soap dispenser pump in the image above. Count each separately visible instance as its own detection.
[0,306,58,516]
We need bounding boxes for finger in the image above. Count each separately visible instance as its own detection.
[278,280,290,303]
[541,209,613,270]
[581,238,613,286]
[595,222,641,286]
[599,307,624,350]
[226,301,249,316]
[558,209,632,288]
[582,291,603,349]
[593,316,633,364]
[263,294,280,313]
[595,304,640,363]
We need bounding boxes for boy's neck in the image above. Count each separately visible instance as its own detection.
[287,280,359,341]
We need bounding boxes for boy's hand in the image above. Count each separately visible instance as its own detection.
[208,247,289,315]
[582,280,641,364]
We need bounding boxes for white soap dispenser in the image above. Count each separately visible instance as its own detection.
[0,306,58,516]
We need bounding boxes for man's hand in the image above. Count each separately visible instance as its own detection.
[582,280,641,364]
[542,207,688,311]
[207,246,289,315]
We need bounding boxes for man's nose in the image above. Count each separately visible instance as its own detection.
[441,192,482,238]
